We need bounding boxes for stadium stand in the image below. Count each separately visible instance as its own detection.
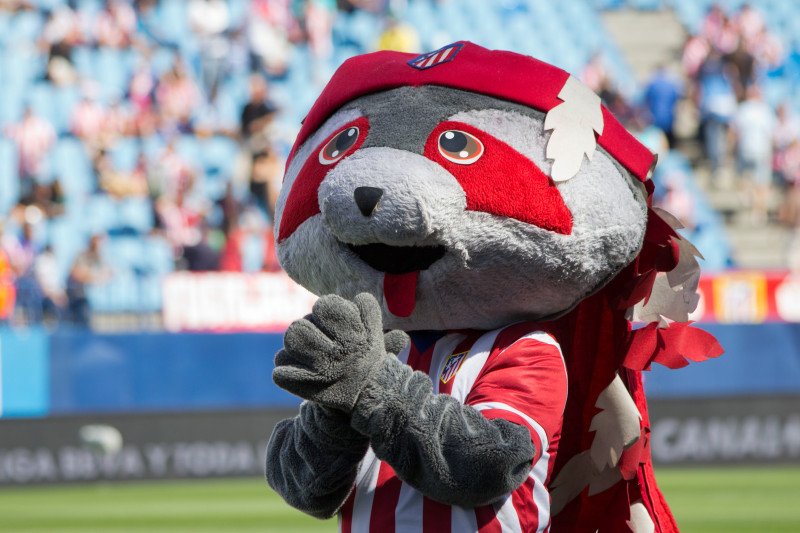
[3,0,784,328]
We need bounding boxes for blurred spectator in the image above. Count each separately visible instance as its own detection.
[95,0,137,48]
[377,16,420,53]
[747,26,783,71]
[724,39,756,102]
[2,222,37,284]
[0,1,33,11]
[0,245,15,324]
[29,180,66,219]
[581,52,608,94]
[682,35,711,80]
[182,220,220,271]
[4,222,41,324]
[217,182,243,235]
[699,3,726,42]
[241,73,277,153]
[188,0,231,99]
[250,148,282,221]
[39,5,83,86]
[734,3,766,43]
[304,0,337,82]
[731,85,776,224]
[67,234,113,326]
[71,95,108,150]
[644,64,683,147]
[773,102,800,164]
[149,140,196,199]
[155,61,203,134]
[34,244,67,324]
[660,171,697,231]
[95,150,149,198]
[776,140,800,226]
[695,50,737,182]
[155,188,205,254]
[248,0,297,77]
[218,220,244,271]
[128,59,159,136]
[4,107,57,201]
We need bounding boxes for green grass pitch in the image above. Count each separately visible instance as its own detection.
[0,466,798,532]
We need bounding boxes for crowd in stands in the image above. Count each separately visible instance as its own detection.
[0,0,411,327]
[1,0,776,328]
[680,2,796,226]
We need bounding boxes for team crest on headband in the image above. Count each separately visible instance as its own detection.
[409,43,463,70]
[440,350,468,384]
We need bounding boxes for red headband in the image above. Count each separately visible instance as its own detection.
[287,41,655,181]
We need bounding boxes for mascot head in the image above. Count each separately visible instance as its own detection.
[275,42,659,331]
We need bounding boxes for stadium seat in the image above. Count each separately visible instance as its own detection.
[0,138,19,214]
[117,197,155,234]
[110,137,141,173]
[51,137,93,199]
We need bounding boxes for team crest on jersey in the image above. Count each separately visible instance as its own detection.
[408,43,463,70]
[440,351,468,384]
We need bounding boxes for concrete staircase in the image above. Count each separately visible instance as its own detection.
[602,8,792,269]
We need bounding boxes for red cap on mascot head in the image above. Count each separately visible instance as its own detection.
[287,41,656,182]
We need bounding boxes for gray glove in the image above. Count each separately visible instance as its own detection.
[266,400,369,519]
[273,293,408,413]
[273,292,534,509]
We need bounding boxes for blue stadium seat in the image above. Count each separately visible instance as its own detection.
[202,135,239,178]
[2,44,46,90]
[110,137,141,173]
[147,235,174,271]
[138,274,163,312]
[28,83,59,134]
[242,233,264,272]
[84,194,118,233]
[7,10,43,44]
[51,137,93,199]
[48,216,89,282]
[117,197,154,234]
[157,0,192,48]
[175,135,202,165]
[143,235,175,275]
[94,47,133,101]
[0,138,19,213]
[0,12,10,48]
[106,235,143,271]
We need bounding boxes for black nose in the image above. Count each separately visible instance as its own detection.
[354,186,383,217]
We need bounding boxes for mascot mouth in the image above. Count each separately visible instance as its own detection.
[346,242,446,318]
[347,243,446,274]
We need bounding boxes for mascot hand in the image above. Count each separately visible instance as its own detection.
[273,293,408,413]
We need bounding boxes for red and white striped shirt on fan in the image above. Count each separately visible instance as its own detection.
[339,322,568,533]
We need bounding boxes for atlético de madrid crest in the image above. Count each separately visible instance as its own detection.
[440,350,468,384]
[408,43,463,70]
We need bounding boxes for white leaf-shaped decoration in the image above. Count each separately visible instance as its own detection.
[631,208,704,326]
[549,449,624,515]
[627,500,656,533]
[549,450,595,515]
[589,373,642,471]
[544,75,604,182]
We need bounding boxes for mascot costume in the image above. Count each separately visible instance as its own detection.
[266,42,723,532]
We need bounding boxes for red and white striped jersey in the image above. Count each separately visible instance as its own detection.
[339,322,568,533]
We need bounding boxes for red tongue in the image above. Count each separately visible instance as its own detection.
[383,271,419,317]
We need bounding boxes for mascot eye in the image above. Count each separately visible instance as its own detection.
[319,126,361,165]
[438,130,484,165]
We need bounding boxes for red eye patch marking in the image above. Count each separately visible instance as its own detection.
[278,117,369,243]
[424,121,573,235]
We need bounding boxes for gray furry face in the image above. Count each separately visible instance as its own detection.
[275,86,648,331]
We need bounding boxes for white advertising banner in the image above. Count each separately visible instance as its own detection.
[162,272,317,332]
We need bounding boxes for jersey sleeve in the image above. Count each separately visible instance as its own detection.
[465,324,568,463]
